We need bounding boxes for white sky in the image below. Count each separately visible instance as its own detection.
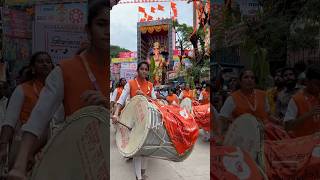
[110,1,193,51]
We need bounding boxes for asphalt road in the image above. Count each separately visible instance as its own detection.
[110,125,210,180]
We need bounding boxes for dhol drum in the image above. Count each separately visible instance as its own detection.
[211,146,267,180]
[30,106,109,180]
[116,95,192,162]
[193,103,210,132]
[223,114,265,171]
[180,98,193,114]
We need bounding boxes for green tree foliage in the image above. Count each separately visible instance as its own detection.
[110,45,130,58]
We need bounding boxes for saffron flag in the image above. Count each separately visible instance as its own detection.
[138,6,145,13]
[171,1,177,9]
[151,6,156,13]
[147,15,153,21]
[158,4,164,11]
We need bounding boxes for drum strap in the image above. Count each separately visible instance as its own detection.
[79,53,101,92]
[135,78,150,95]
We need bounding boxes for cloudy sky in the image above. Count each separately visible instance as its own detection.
[110,1,193,51]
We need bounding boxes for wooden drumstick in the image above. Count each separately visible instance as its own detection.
[117,121,132,131]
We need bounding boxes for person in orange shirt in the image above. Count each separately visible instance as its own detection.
[0,52,63,170]
[284,65,320,137]
[166,88,179,105]
[199,82,210,105]
[7,1,109,179]
[112,61,156,180]
[218,70,274,135]
[110,78,127,114]
[179,84,194,101]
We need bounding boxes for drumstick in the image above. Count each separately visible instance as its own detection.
[117,121,132,131]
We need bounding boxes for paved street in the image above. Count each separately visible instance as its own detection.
[110,125,210,180]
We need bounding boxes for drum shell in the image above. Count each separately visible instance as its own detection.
[30,106,109,180]
[117,96,193,162]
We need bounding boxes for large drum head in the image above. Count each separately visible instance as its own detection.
[31,106,109,180]
[223,114,263,162]
[116,95,152,157]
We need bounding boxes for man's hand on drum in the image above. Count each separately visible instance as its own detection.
[81,90,107,108]
[7,168,27,180]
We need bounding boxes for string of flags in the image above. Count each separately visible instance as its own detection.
[118,0,187,4]
[138,1,178,22]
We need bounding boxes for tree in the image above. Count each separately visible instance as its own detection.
[173,21,193,63]
[110,45,130,58]
[214,0,320,88]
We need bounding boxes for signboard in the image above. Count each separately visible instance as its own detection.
[120,69,136,81]
[34,23,86,64]
[35,3,87,25]
[120,62,137,69]
[33,3,87,64]
[111,58,136,63]
[118,51,136,58]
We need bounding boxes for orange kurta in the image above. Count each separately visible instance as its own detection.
[166,94,179,105]
[115,87,123,102]
[59,54,107,116]
[231,89,269,123]
[128,78,153,98]
[20,80,44,124]
[182,90,194,100]
[201,89,210,104]
[291,91,320,137]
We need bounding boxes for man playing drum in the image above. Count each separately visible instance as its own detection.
[7,1,109,179]
[112,61,157,180]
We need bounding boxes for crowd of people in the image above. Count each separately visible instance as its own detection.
[110,62,210,180]
[0,1,108,179]
[212,63,320,179]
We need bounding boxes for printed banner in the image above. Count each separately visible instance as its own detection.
[35,3,87,25]
[120,68,136,81]
[34,23,87,64]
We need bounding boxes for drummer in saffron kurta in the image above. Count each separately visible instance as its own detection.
[218,70,272,135]
[166,88,179,105]
[113,61,156,180]
[199,82,210,105]
[179,84,194,101]
[0,52,64,168]
[110,78,127,114]
[284,65,320,137]
[7,1,109,179]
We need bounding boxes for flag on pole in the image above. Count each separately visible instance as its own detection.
[138,6,145,13]
[170,1,176,9]
[151,6,156,13]
[173,8,178,17]
[158,4,164,11]
[147,15,153,21]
